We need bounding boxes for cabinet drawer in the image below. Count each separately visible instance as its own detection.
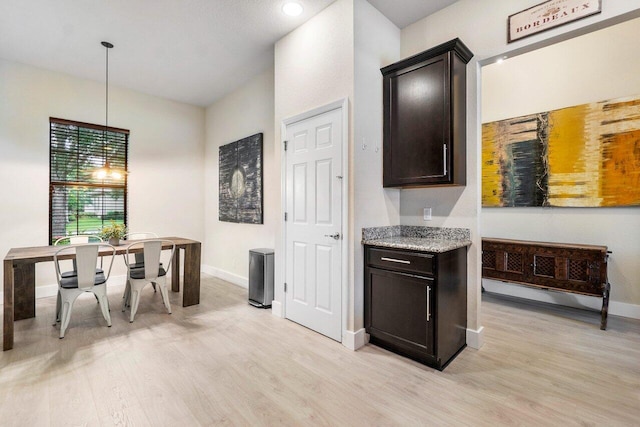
[367,248,434,275]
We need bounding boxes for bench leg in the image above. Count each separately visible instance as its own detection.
[600,282,610,330]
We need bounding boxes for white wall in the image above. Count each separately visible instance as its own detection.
[0,59,205,289]
[203,68,276,286]
[482,17,640,312]
[353,0,401,331]
[204,0,400,340]
[274,0,355,323]
[400,0,640,334]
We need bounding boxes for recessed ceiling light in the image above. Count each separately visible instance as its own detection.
[282,2,303,17]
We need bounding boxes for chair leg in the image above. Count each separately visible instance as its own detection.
[59,301,70,339]
[129,288,141,323]
[59,296,77,339]
[59,288,107,338]
[95,286,112,327]
[122,280,131,312]
[157,277,172,315]
[53,291,61,326]
[100,295,112,327]
[126,276,170,321]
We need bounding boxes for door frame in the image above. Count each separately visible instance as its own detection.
[280,98,349,343]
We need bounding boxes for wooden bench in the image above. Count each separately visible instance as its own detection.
[481,238,610,330]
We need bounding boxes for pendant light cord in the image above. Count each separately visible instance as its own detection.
[105,43,108,135]
[104,43,108,162]
[101,41,113,167]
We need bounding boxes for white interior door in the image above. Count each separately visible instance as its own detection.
[284,107,343,341]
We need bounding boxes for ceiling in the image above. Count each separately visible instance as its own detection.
[0,0,457,107]
[368,0,457,29]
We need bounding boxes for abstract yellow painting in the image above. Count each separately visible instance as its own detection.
[482,95,640,207]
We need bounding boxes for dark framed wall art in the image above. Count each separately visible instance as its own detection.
[219,133,263,224]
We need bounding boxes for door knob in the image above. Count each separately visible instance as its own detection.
[324,233,341,240]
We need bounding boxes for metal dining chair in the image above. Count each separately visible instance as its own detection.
[122,239,175,323]
[53,243,116,338]
[122,232,160,291]
[53,235,104,309]
[122,232,159,267]
[53,234,104,278]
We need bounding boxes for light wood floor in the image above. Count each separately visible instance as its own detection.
[1,276,638,426]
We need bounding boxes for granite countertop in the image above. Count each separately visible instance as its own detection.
[362,225,471,253]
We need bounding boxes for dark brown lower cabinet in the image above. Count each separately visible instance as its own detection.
[364,245,467,370]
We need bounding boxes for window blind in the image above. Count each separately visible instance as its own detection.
[49,118,128,244]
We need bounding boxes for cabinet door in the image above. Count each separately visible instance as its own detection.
[383,53,450,187]
[365,267,435,357]
[529,248,604,295]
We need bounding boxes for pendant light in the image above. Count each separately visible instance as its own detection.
[93,41,126,180]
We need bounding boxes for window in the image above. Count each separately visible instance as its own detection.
[49,117,128,244]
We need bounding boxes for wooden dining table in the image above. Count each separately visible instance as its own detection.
[3,236,201,350]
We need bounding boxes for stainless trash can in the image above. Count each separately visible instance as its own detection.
[249,248,274,308]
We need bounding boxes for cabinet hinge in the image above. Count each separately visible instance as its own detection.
[283,140,288,151]
[284,212,288,221]
[284,283,288,293]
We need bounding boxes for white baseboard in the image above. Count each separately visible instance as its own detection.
[466,326,484,350]
[271,300,283,318]
[32,283,58,299]
[483,280,640,320]
[201,265,248,288]
[342,328,366,350]
[608,300,640,319]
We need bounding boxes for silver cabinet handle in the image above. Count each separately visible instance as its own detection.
[443,144,447,176]
[426,285,431,322]
[324,233,341,240]
[380,257,410,264]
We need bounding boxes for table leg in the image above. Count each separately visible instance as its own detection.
[182,242,201,307]
[14,264,36,320]
[171,248,180,293]
[3,260,14,351]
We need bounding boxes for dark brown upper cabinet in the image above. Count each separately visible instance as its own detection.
[382,38,473,188]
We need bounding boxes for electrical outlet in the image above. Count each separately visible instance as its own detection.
[423,207,432,221]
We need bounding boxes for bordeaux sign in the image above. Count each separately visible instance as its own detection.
[508,0,602,43]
